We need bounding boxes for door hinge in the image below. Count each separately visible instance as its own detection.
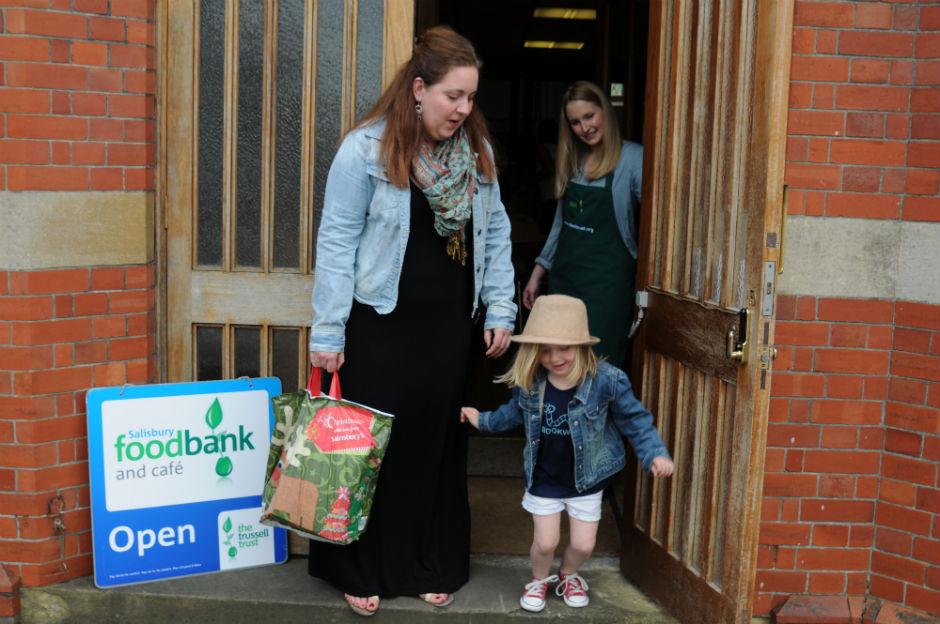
[762,261,776,316]
[778,184,788,275]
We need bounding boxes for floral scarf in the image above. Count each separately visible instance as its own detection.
[411,127,478,265]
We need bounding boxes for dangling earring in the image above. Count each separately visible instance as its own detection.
[415,102,423,120]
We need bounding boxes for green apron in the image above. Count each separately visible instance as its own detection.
[548,175,636,368]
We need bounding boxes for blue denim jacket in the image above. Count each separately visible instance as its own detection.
[310,120,517,352]
[477,361,670,494]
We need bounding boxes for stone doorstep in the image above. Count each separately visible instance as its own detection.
[19,555,679,624]
[863,600,940,624]
[773,595,939,624]
[773,594,856,624]
[0,565,21,620]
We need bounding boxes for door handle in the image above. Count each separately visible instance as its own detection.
[727,307,750,364]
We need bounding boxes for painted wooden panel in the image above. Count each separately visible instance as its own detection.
[164,0,412,383]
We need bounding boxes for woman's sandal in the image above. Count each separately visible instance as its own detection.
[344,594,380,617]
[419,593,455,607]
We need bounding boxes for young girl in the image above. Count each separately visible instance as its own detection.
[461,294,673,612]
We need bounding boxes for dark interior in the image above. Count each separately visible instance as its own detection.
[416,0,650,410]
[415,1,652,549]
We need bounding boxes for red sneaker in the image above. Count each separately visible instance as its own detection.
[520,574,559,612]
[556,572,589,607]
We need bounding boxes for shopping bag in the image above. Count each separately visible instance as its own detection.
[260,368,393,544]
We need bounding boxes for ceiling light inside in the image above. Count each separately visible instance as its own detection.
[533,8,597,20]
[524,40,586,50]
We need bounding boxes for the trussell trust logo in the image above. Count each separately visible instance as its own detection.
[113,398,255,480]
[218,507,274,571]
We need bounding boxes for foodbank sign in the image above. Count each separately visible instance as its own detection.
[111,399,253,482]
[87,379,287,587]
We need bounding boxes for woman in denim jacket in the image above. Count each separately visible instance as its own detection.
[461,295,672,613]
[308,26,516,617]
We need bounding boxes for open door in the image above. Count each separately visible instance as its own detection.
[162,0,413,386]
[621,2,793,623]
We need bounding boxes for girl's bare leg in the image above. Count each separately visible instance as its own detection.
[559,517,598,576]
[530,512,562,578]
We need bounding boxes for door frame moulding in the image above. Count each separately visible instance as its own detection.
[156,0,169,382]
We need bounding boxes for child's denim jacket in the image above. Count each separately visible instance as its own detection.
[310,119,517,353]
[477,361,670,494]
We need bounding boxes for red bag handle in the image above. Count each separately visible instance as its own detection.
[307,367,342,399]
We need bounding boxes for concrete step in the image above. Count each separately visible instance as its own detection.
[467,436,524,478]
[20,556,678,624]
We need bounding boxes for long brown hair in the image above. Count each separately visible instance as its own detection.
[357,26,495,188]
[554,81,622,198]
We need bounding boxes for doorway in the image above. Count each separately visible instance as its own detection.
[417,3,793,623]
[416,0,649,557]
[159,2,790,620]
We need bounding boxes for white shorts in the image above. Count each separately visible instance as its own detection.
[522,490,604,522]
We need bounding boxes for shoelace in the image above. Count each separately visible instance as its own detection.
[555,573,589,597]
[523,574,559,599]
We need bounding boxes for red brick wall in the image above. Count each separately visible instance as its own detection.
[757,296,940,616]
[758,295,885,613]
[785,0,939,221]
[874,302,940,615]
[0,267,158,587]
[0,0,156,191]
[0,2,157,614]
[756,0,940,618]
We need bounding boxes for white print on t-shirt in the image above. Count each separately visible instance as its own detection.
[563,220,594,233]
[542,403,569,436]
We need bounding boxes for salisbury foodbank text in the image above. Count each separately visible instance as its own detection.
[115,427,255,460]
[111,426,255,480]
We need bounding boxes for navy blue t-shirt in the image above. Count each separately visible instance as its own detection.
[530,380,608,498]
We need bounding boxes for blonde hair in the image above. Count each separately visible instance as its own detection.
[554,81,622,198]
[496,343,598,390]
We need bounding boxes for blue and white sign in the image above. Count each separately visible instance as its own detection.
[86,378,288,588]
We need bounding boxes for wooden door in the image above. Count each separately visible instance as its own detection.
[620,2,793,623]
[161,0,413,386]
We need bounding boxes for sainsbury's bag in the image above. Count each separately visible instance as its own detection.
[260,368,393,544]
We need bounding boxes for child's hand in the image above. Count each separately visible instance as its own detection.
[460,407,480,429]
[650,456,674,478]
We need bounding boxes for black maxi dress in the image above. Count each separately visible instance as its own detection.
[308,183,473,597]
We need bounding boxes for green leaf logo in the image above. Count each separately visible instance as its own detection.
[215,456,233,477]
[205,398,223,430]
[223,517,232,533]
[228,546,237,558]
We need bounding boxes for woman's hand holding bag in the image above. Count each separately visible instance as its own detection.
[310,351,344,373]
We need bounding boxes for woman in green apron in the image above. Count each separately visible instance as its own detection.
[523,81,642,369]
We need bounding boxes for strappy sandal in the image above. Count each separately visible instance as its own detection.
[344,594,379,617]
[419,592,455,607]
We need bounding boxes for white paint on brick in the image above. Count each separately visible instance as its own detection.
[778,216,940,305]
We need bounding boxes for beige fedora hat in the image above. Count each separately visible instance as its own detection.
[511,294,600,346]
